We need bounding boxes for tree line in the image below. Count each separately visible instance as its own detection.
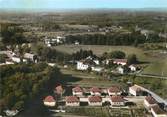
[66,31,164,46]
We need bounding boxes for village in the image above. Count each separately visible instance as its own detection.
[0,4,167,117]
[43,83,167,117]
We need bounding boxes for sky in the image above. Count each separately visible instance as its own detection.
[0,0,167,10]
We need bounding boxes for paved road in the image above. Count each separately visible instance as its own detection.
[137,74,167,80]
[135,85,167,106]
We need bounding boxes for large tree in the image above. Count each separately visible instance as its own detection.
[1,25,27,45]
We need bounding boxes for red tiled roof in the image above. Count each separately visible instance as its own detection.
[114,59,127,63]
[111,96,124,102]
[145,96,157,104]
[44,96,55,102]
[108,86,121,93]
[151,104,166,114]
[72,86,83,92]
[90,87,101,93]
[66,96,79,103]
[55,85,63,94]
[88,96,102,102]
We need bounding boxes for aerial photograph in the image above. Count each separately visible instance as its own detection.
[0,0,167,117]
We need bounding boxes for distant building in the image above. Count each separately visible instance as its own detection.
[24,53,37,63]
[77,60,90,70]
[4,110,19,117]
[11,56,27,63]
[110,96,125,106]
[44,36,66,46]
[90,87,101,96]
[113,59,127,66]
[65,96,80,106]
[144,96,157,111]
[88,96,102,106]
[72,86,83,96]
[151,104,167,117]
[91,66,103,72]
[129,64,138,72]
[108,86,122,96]
[117,66,124,74]
[74,41,80,45]
[43,96,56,107]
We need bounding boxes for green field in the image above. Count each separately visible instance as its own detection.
[142,58,167,76]
[54,45,167,76]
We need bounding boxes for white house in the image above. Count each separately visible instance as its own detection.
[43,96,56,107]
[91,66,103,72]
[90,87,101,96]
[144,96,157,111]
[113,59,127,66]
[108,86,122,96]
[77,60,89,70]
[11,56,27,63]
[74,41,80,45]
[4,110,19,117]
[151,105,167,117]
[65,96,80,106]
[72,86,83,96]
[24,53,37,63]
[93,59,100,65]
[129,64,138,72]
[110,96,125,106]
[88,96,102,106]
[117,66,124,74]
[129,85,143,96]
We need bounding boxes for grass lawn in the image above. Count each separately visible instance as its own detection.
[54,45,148,60]
[142,58,167,76]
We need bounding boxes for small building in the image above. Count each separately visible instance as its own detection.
[91,66,103,72]
[55,85,64,95]
[74,41,80,45]
[72,86,83,96]
[117,66,124,74]
[108,86,122,96]
[24,53,38,63]
[90,87,101,96]
[43,96,56,107]
[93,59,100,65]
[76,60,90,70]
[129,85,143,96]
[110,96,125,106]
[88,96,102,106]
[144,96,157,111]
[151,105,167,117]
[65,96,80,106]
[129,64,138,72]
[4,110,19,117]
[11,56,27,63]
[113,59,127,66]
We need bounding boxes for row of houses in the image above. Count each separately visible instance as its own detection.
[129,84,167,117]
[72,86,122,96]
[77,57,140,74]
[43,85,124,107]
[144,96,167,117]
[65,95,125,107]
[0,51,38,65]
[44,36,66,47]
